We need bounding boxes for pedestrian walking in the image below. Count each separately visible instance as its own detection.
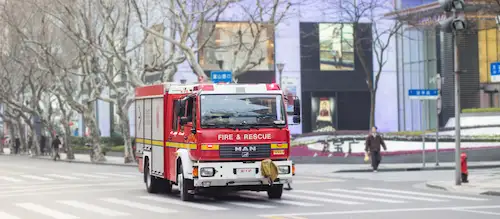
[364,126,387,172]
[40,135,46,155]
[14,137,20,154]
[52,135,62,161]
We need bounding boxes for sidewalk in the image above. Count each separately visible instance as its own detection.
[34,153,137,167]
[1,148,136,167]
[426,169,500,196]
[293,161,500,176]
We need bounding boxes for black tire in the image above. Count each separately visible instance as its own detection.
[178,164,194,201]
[267,184,283,199]
[162,180,173,193]
[145,161,160,193]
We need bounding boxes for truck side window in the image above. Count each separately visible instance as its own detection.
[186,97,194,120]
[191,98,197,127]
[172,100,179,131]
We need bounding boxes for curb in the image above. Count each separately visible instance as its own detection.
[425,182,500,196]
[31,156,137,167]
[333,164,500,173]
[425,182,448,191]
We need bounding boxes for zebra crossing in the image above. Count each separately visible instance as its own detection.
[0,172,342,185]
[0,172,140,184]
[0,186,490,218]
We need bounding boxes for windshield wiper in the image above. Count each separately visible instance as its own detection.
[201,123,227,128]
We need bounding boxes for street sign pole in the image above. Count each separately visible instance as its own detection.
[408,88,439,168]
[435,74,442,166]
[420,99,426,168]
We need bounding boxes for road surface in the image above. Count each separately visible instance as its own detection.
[0,155,499,219]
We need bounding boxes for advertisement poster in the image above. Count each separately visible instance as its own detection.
[311,97,336,132]
[281,76,298,114]
[318,23,355,71]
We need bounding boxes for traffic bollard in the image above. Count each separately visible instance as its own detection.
[461,152,469,183]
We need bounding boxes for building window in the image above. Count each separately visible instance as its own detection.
[478,27,500,83]
[198,22,275,71]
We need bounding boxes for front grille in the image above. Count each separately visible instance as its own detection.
[219,144,271,158]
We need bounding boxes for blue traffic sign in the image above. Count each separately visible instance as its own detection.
[408,89,439,100]
[210,71,232,83]
[491,62,500,82]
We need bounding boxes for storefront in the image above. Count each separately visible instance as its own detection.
[388,0,499,131]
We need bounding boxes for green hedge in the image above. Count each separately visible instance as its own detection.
[69,136,124,147]
[73,145,125,153]
[386,130,437,136]
[462,108,500,113]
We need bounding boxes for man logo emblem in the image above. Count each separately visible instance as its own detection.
[242,152,249,157]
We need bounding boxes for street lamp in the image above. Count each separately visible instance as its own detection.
[276,63,285,88]
[438,0,466,186]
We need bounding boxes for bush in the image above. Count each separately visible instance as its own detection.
[462,108,500,113]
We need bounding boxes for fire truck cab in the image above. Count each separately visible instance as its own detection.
[134,82,300,201]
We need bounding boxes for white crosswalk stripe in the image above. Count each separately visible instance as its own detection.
[101,197,178,213]
[19,175,53,181]
[57,200,130,216]
[16,203,79,219]
[0,211,21,219]
[284,193,363,205]
[327,188,447,202]
[71,173,109,179]
[225,201,275,208]
[0,176,24,183]
[238,193,322,207]
[139,195,228,211]
[97,173,136,178]
[360,187,489,201]
[46,174,81,180]
[292,190,406,203]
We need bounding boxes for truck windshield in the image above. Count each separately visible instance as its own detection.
[200,94,286,128]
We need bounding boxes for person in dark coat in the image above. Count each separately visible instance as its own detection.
[14,137,20,154]
[40,136,47,155]
[364,126,387,172]
[52,135,61,161]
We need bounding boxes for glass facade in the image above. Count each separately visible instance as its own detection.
[398,28,439,131]
[478,27,500,107]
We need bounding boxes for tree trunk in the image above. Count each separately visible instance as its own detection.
[30,133,41,156]
[83,111,106,162]
[370,91,376,129]
[8,121,17,153]
[63,124,75,160]
[120,113,134,163]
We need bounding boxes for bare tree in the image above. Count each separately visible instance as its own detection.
[131,0,293,82]
[319,0,404,128]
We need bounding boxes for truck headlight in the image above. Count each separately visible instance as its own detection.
[278,165,290,174]
[200,167,215,177]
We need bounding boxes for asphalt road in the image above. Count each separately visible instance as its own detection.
[0,155,499,219]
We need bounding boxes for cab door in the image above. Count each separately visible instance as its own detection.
[182,96,197,146]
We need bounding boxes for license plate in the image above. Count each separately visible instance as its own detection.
[237,168,255,176]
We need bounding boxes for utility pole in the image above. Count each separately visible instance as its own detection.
[438,0,467,186]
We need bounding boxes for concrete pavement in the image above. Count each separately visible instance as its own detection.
[426,168,500,196]
[1,155,500,219]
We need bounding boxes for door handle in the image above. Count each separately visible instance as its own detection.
[167,137,172,141]
[184,136,188,140]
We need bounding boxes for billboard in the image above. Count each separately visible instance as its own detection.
[318,23,355,71]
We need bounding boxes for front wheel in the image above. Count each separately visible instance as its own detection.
[177,164,194,201]
[145,162,160,193]
[267,184,283,199]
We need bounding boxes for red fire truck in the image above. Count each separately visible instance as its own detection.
[134,82,301,201]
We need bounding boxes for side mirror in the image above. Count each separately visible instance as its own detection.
[180,117,190,125]
[293,96,301,116]
[292,115,301,123]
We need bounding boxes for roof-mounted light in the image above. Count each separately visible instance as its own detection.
[266,83,280,90]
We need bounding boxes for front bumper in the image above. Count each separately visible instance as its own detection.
[193,160,293,187]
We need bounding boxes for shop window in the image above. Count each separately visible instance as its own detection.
[197,22,275,71]
[478,28,500,83]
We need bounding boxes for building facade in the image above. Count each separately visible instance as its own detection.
[83,0,400,136]
[391,0,500,131]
